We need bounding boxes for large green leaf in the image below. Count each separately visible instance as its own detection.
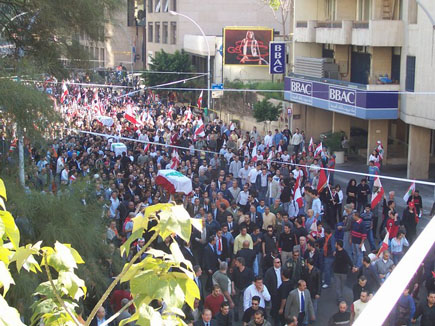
[0,295,25,326]
[42,242,78,272]
[0,247,10,265]
[0,178,7,202]
[58,271,86,301]
[0,261,14,295]
[0,210,20,249]
[11,242,42,273]
[120,229,144,257]
[159,205,192,242]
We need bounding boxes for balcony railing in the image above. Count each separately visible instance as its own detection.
[316,21,343,28]
[352,22,369,29]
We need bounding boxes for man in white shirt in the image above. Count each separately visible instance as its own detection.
[264,131,273,148]
[311,190,322,220]
[238,164,251,186]
[243,276,271,311]
[248,165,261,188]
[229,155,242,179]
[291,128,303,154]
[237,184,250,208]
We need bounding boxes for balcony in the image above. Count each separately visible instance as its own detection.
[294,20,317,43]
[315,20,352,45]
[352,20,404,47]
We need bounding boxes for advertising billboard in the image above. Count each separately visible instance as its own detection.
[223,27,273,66]
[269,41,286,74]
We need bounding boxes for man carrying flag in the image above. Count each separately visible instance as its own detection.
[294,175,303,210]
[403,182,415,203]
[308,137,314,153]
[170,150,180,170]
[377,231,390,257]
[194,118,205,140]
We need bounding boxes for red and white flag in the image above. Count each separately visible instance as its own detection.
[308,137,314,153]
[125,104,139,125]
[170,150,180,169]
[184,107,193,121]
[194,119,205,140]
[403,182,415,203]
[76,90,81,104]
[377,231,390,257]
[377,141,384,160]
[197,90,203,110]
[251,143,258,162]
[61,81,68,104]
[371,177,384,209]
[294,175,303,209]
[144,143,150,153]
[229,122,236,131]
[314,142,322,157]
[317,168,328,192]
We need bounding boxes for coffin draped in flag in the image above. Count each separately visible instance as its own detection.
[371,177,384,209]
[96,116,114,127]
[156,169,193,195]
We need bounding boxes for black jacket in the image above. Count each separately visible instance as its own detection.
[202,243,219,273]
[302,266,321,297]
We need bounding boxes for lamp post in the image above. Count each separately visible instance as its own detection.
[169,10,211,112]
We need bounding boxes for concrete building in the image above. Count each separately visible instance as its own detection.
[286,0,435,179]
[144,0,285,82]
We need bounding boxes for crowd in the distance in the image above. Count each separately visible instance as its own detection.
[3,75,434,326]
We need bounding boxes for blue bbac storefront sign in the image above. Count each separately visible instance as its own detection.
[284,76,398,120]
[269,42,286,74]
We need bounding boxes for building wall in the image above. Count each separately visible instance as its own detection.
[336,0,357,20]
[400,0,435,130]
[370,47,392,83]
[295,0,327,21]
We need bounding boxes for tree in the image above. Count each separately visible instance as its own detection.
[0,177,201,325]
[253,98,282,123]
[0,0,120,187]
[260,0,293,41]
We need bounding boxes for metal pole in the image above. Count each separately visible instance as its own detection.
[169,11,211,111]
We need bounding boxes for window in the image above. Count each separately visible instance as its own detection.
[405,56,416,92]
[170,22,177,44]
[357,0,371,21]
[162,22,168,44]
[155,22,160,43]
[171,0,176,11]
[326,0,336,20]
[127,0,135,26]
[148,0,153,13]
[148,22,153,42]
[155,0,161,12]
[163,0,169,12]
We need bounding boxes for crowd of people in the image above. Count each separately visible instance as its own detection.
[3,76,435,326]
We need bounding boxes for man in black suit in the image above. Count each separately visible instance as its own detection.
[203,235,219,292]
[193,308,217,326]
[248,204,263,229]
[215,229,230,262]
[264,257,283,325]
[236,240,256,270]
[181,241,197,267]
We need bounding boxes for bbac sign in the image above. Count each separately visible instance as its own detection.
[269,42,286,74]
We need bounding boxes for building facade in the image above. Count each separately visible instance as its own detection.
[144,0,285,82]
[287,0,435,179]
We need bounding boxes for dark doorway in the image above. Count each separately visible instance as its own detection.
[351,52,370,84]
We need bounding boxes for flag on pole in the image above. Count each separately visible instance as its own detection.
[314,142,323,157]
[124,104,139,125]
[197,90,203,110]
[294,175,303,209]
[317,167,328,192]
[377,141,384,160]
[251,143,258,162]
[403,182,415,203]
[377,231,390,257]
[144,143,150,153]
[170,150,180,170]
[194,119,205,140]
[308,137,314,153]
[371,177,384,209]
[61,81,68,104]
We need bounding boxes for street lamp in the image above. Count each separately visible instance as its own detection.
[169,10,211,112]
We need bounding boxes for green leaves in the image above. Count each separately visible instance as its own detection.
[11,241,42,273]
[0,210,20,249]
[42,241,84,272]
[253,98,283,123]
[0,295,25,326]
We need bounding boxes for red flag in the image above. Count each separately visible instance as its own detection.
[371,177,384,209]
[308,137,314,153]
[377,231,389,257]
[60,81,68,104]
[317,168,327,192]
[170,150,180,169]
[314,142,322,157]
[197,90,203,110]
[294,175,303,208]
[144,143,150,153]
[124,104,139,125]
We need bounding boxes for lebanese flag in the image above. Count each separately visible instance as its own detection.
[61,81,68,104]
[197,90,203,110]
[377,231,389,257]
[194,119,205,140]
[371,177,384,209]
[229,122,236,131]
[76,90,81,104]
[314,142,322,157]
[294,175,303,208]
[144,143,150,153]
[377,141,384,160]
[251,143,258,162]
[170,150,180,169]
[403,182,415,203]
[184,107,193,121]
[125,104,139,125]
[308,137,314,153]
[317,168,328,192]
